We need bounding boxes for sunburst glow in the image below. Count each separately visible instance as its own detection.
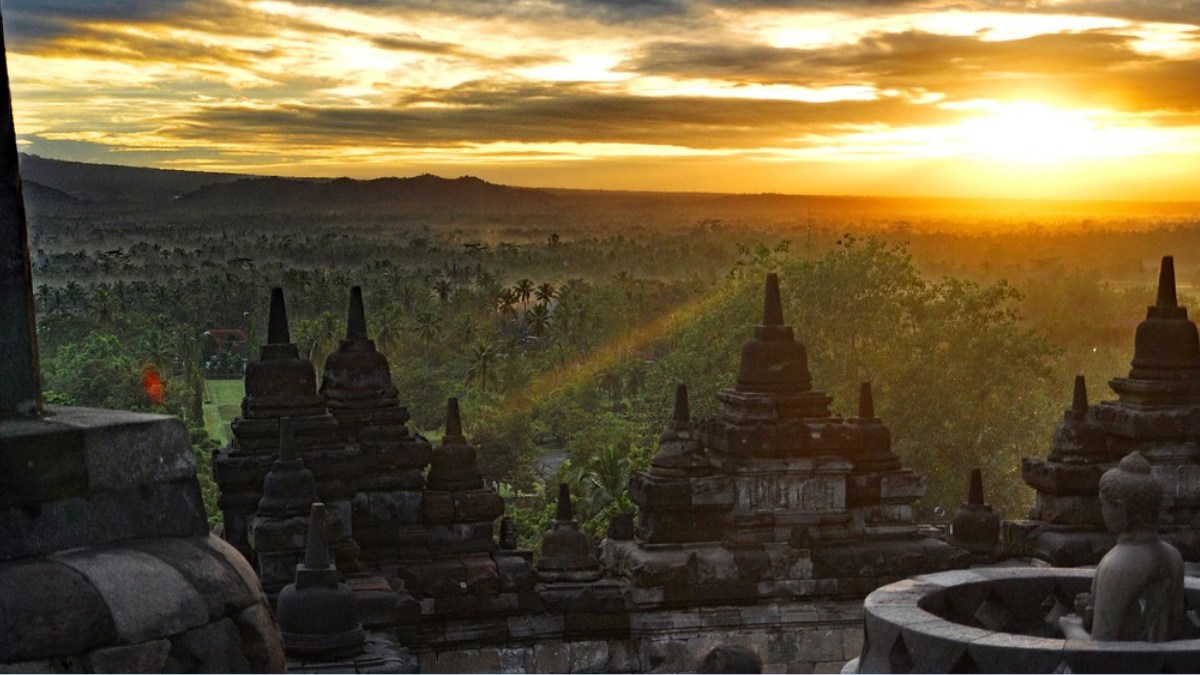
[8,0,1200,199]
[954,102,1177,162]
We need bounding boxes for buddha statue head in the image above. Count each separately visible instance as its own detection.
[1098,452,1162,535]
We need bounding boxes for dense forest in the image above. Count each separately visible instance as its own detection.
[25,156,1200,549]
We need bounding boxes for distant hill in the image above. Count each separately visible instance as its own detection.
[15,153,1200,224]
[175,174,555,214]
[21,179,82,205]
[18,154,247,205]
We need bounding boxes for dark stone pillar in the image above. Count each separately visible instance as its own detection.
[0,14,41,418]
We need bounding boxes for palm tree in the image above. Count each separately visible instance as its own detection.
[535,281,557,306]
[306,311,342,367]
[567,444,635,522]
[414,310,442,346]
[495,288,518,321]
[372,304,405,354]
[525,303,552,337]
[453,314,480,345]
[432,279,452,303]
[465,339,499,392]
[92,286,116,332]
[138,328,175,370]
[514,278,535,311]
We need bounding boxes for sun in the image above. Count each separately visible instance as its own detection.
[954,101,1169,163]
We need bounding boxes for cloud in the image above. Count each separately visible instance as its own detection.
[3,0,205,45]
[620,29,1200,111]
[149,79,964,153]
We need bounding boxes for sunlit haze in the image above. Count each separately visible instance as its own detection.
[8,0,1200,199]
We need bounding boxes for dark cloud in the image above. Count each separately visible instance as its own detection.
[625,31,1142,84]
[3,0,205,45]
[1017,0,1200,25]
[622,29,1200,111]
[156,80,965,151]
[241,0,693,24]
[368,35,471,56]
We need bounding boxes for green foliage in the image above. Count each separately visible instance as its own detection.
[189,425,224,528]
[43,333,152,410]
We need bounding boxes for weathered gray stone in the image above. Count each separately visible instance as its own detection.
[233,603,287,673]
[496,648,530,674]
[131,538,259,619]
[841,625,864,660]
[568,641,609,674]
[0,415,87,510]
[53,548,207,643]
[0,480,207,562]
[532,643,569,673]
[768,631,801,663]
[0,660,54,674]
[87,639,170,673]
[606,640,640,673]
[800,628,845,662]
[0,559,115,662]
[171,619,252,673]
[418,650,437,673]
[436,649,500,673]
[199,534,268,603]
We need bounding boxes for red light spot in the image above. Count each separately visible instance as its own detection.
[142,365,165,406]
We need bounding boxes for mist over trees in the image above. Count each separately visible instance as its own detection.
[27,192,1191,547]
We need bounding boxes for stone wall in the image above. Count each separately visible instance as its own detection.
[412,599,863,673]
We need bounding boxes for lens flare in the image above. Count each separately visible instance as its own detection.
[142,364,165,406]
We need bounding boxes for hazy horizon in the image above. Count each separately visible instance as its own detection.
[8,1,1200,201]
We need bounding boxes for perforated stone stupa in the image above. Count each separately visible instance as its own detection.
[215,287,353,568]
[606,271,968,609]
[322,287,432,575]
[1010,256,1200,564]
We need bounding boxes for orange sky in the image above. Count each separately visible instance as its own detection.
[7,0,1200,199]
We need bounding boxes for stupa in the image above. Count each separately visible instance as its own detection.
[1011,256,1200,563]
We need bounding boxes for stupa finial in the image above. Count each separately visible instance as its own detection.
[763,273,784,326]
[303,502,331,570]
[1156,256,1178,309]
[346,286,368,341]
[673,384,690,423]
[1072,375,1088,413]
[556,483,573,521]
[445,397,463,439]
[267,287,290,344]
[968,468,984,505]
[859,381,875,418]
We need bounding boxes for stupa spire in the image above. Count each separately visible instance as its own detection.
[556,483,573,521]
[445,397,463,439]
[303,502,331,570]
[346,286,368,341]
[267,287,290,344]
[859,382,875,419]
[1157,256,1178,309]
[763,272,784,326]
[673,384,690,423]
[968,468,984,505]
[1072,375,1088,413]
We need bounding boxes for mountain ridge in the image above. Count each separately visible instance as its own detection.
[16,153,1200,222]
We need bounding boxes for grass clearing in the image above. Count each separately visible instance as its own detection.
[202,378,244,445]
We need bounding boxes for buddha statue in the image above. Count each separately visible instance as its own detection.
[1059,452,1184,642]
